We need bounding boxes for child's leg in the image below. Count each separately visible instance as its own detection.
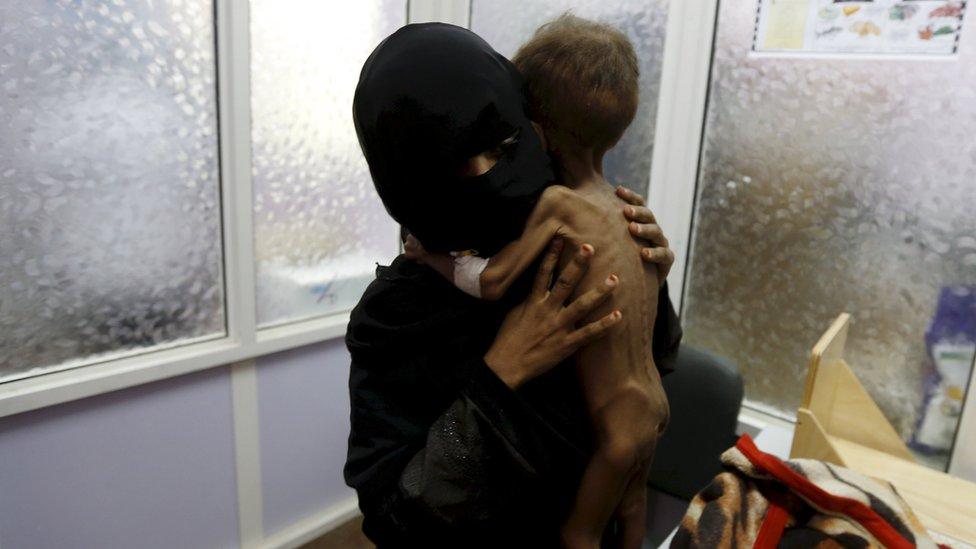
[560,440,638,549]
[613,460,653,549]
[563,385,664,548]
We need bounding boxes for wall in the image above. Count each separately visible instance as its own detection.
[681,0,976,470]
[256,341,355,538]
[0,340,353,549]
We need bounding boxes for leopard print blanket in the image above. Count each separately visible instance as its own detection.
[672,434,946,549]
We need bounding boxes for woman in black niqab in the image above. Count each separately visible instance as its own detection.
[344,23,683,547]
[353,22,554,256]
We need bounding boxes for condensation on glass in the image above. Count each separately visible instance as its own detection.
[682,1,976,469]
[250,1,403,327]
[471,0,670,193]
[0,1,224,382]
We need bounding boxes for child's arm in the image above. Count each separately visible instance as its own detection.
[404,233,456,282]
[404,233,489,298]
[407,186,575,301]
[477,186,573,301]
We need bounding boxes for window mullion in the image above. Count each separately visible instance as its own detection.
[646,0,719,313]
[217,0,258,346]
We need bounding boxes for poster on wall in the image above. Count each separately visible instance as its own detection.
[753,0,968,55]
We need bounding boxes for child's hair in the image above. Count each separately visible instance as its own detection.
[512,13,639,152]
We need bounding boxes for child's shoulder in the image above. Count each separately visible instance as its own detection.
[538,184,592,211]
[539,183,575,204]
[537,183,610,218]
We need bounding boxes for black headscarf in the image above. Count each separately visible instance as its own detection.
[353,23,554,256]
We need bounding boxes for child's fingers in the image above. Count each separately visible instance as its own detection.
[532,236,564,296]
[615,185,645,206]
[403,235,421,260]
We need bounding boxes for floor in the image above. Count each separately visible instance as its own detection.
[302,491,687,549]
[300,515,373,549]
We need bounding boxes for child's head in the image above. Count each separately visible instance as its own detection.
[513,14,639,155]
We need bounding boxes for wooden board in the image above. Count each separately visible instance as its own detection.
[831,437,976,545]
[793,313,976,545]
[802,314,915,462]
[810,358,916,462]
[790,407,844,465]
[802,313,850,409]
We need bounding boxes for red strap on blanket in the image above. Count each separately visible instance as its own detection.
[736,434,915,549]
[754,496,790,549]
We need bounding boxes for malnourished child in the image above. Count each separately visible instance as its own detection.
[407,15,669,548]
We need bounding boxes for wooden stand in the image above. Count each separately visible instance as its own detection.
[790,314,976,545]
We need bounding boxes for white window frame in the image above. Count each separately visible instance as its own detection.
[0,0,411,419]
[3,0,970,481]
[646,0,718,314]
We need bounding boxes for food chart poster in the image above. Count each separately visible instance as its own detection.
[753,0,968,55]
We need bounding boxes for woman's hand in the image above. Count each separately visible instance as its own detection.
[484,238,622,389]
[616,185,674,285]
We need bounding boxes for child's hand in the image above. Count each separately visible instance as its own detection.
[403,234,428,264]
[403,233,458,285]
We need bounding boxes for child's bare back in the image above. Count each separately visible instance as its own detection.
[570,187,664,408]
[474,181,668,547]
[408,179,668,547]
[557,183,663,415]
[511,12,671,546]
[415,14,671,548]
[549,183,668,547]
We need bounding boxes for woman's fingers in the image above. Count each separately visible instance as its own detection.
[568,309,623,347]
[622,204,656,224]
[629,222,668,248]
[643,247,674,286]
[641,246,674,266]
[532,236,564,297]
[561,274,617,324]
[549,243,593,304]
[615,185,646,206]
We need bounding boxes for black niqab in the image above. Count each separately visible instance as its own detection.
[353,23,554,256]
[345,22,685,545]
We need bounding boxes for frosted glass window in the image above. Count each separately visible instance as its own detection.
[0,1,224,382]
[471,0,670,192]
[682,1,976,470]
[250,1,403,327]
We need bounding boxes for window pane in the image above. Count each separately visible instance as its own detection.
[471,0,670,192]
[683,2,976,470]
[250,1,403,327]
[0,1,224,382]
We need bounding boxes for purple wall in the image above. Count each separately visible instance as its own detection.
[0,367,240,549]
[0,340,357,548]
[256,340,355,537]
